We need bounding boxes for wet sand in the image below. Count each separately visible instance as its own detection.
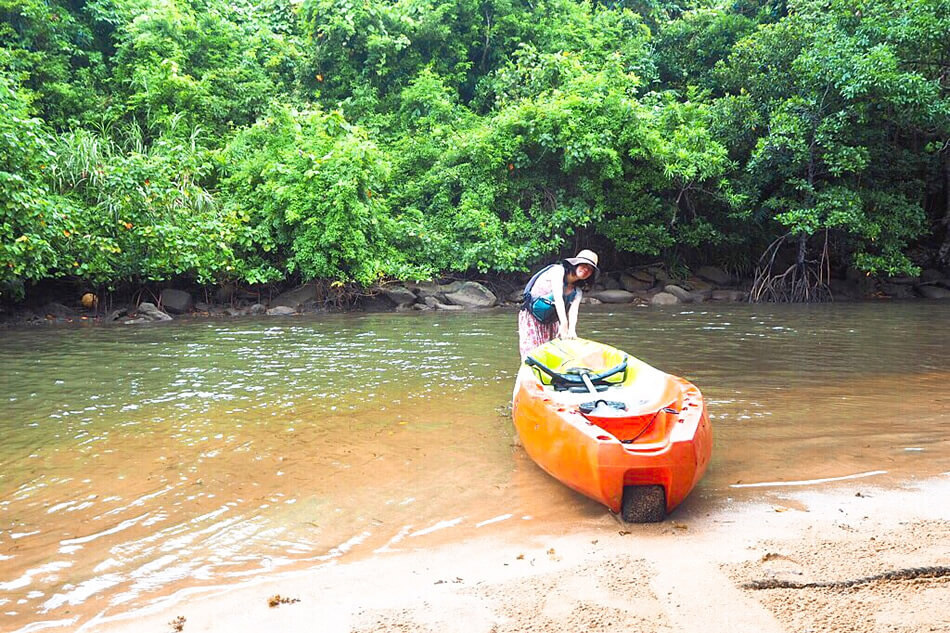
[87,474,950,633]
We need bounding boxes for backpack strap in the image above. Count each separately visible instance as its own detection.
[521,264,556,310]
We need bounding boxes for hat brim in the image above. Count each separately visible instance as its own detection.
[565,257,598,270]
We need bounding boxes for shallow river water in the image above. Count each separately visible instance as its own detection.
[1,302,949,631]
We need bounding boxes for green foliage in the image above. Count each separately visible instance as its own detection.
[1,69,241,293]
[0,0,106,126]
[221,105,425,284]
[0,73,75,295]
[47,123,240,283]
[722,0,946,275]
[301,0,654,114]
[104,0,301,136]
[654,8,756,91]
[392,57,643,271]
[1,0,948,299]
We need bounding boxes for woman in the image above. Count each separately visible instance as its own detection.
[518,249,599,359]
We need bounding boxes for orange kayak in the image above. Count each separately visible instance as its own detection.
[512,338,712,522]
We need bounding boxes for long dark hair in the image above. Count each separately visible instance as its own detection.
[561,259,598,290]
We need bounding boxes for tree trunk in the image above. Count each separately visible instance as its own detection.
[939,153,950,265]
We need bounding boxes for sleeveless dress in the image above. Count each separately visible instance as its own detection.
[518,268,577,359]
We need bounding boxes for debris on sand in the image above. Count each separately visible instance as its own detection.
[268,594,301,608]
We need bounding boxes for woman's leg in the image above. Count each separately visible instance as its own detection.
[518,310,557,360]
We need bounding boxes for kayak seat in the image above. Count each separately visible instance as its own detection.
[525,356,628,391]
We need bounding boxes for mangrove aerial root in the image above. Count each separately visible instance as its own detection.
[750,232,832,303]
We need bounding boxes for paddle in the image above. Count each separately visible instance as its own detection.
[580,372,598,396]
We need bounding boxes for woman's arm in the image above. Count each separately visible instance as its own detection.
[566,289,582,338]
[549,265,571,337]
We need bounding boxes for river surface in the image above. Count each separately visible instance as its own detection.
[1,302,949,631]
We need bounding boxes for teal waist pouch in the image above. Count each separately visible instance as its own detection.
[526,288,577,324]
[529,296,558,323]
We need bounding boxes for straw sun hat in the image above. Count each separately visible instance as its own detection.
[565,249,599,271]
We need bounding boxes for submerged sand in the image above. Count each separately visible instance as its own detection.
[85,475,950,633]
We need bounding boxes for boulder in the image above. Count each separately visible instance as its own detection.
[591,289,635,304]
[688,291,709,303]
[919,268,945,283]
[444,281,497,308]
[272,283,318,309]
[507,288,526,303]
[266,306,297,316]
[685,277,713,292]
[885,276,919,285]
[407,282,446,302]
[602,275,621,290]
[439,280,465,294]
[650,292,680,305]
[106,308,127,322]
[878,282,915,299]
[663,284,693,303]
[136,302,173,321]
[361,296,393,312]
[649,267,671,284]
[709,289,748,302]
[696,265,732,286]
[13,309,40,323]
[42,302,76,319]
[620,273,653,292]
[424,296,464,311]
[916,284,950,299]
[161,289,193,314]
[247,303,267,315]
[627,270,655,284]
[380,285,417,307]
[226,307,246,317]
[582,297,603,305]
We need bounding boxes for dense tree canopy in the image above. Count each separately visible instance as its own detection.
[2,0,948,300]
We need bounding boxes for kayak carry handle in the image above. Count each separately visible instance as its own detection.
[579,399,628,414]
[524,356,628,391]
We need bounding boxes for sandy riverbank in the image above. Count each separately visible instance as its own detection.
[83,474,950,633]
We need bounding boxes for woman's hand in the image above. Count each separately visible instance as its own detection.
[558,322,573,339]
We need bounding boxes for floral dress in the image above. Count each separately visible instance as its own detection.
[518,268,574,359]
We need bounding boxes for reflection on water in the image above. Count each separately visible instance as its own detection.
[1,303,949,631]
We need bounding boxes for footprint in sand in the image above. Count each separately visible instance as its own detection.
[758,553,811,585]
